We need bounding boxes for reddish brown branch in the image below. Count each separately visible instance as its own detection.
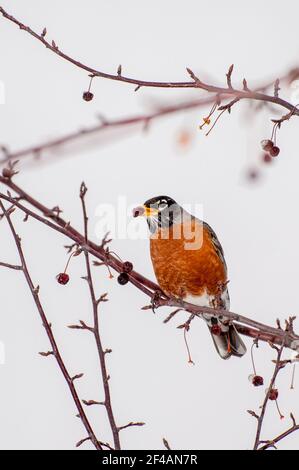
[0,5,298,118]
[0,199,102,450]
[0,261,22,270]
[117,422,145,432]
[0,97,215,164]
[259,414,299,450]
[0,176,299,352]
[253,342,286,449]
[79,182,121,450]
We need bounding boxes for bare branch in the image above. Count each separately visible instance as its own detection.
[0,6,298,125]
[79,182,121,450]
[253,339,287,450]
[0,199,102,450]
[0,179,298,353]
[0,261,22,270]
[118,422,145,432]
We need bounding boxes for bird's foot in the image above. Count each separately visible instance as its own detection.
[151,290,163,313]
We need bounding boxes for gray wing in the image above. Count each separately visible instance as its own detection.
[203,221,230,310]
[203,222,227,273]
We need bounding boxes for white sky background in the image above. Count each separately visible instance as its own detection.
[1,0,299,450]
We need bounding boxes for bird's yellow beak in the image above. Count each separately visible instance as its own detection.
[132,205,159,218]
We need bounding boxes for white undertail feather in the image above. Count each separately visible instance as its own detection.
[185,290,247,360]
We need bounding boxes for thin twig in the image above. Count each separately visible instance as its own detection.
[79,182,121,450]
[0,97,218,164]
[0,261,22,270]
[259,414,299,450]
[0,199,102,450]
[253,340,286,450]
[0,6,298,117]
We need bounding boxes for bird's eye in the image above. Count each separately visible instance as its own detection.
[158,202,167,211]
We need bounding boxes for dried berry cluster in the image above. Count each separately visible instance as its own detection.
[261,139,280,158]
[117,261,133,285]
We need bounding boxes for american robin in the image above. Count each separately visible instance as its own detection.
[133,195,246,359]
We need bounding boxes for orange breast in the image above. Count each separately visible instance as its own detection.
[150,220,227,298]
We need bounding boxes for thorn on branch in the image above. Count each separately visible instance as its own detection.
[290,412,297,427]
[71,373,84,382]
[134,85,141,92]
[243,78,250,91]
[218,97,240,113]
[6,206,16,217]
[51,40,58,51]
[274,78,280,98]
[52,205,63,217]
[141,304,152,310]
[98,441,115,450]
[186,67,202,86]
[286,316,296,334]
[163,438,171,450]
[97,292,109,304]
[76,437,90,448]
[117,64,122,76]
[2,160,19,179]
[64,243,78,253]
[100,232,112,249]
[80,181,87,198]
[33,285,40,295]
[163,309,181,324]
[226,64,234,89]
[118,422,145,432]
[104,348,112,355]
[41,27,47,38]
[82,399,105,406]
[68,320,93,331]
[92,260,105,267]
[247,409,259,420]
[39,351,54,357]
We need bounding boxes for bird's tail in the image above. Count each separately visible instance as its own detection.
[208,322,247,360]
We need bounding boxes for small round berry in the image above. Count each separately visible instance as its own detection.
[56,273,69,285]
[82,91,94,102]
[122,261,133,273]
[268,388,278,400]
[262,152,272,164]
[252,375,264,387]
[117,272,129,285]
[211,324,222,336]
[269,146,280,157]
[261,139,274,152]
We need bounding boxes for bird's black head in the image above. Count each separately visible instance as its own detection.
[144,195,177,211]
[133,195,181,234]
